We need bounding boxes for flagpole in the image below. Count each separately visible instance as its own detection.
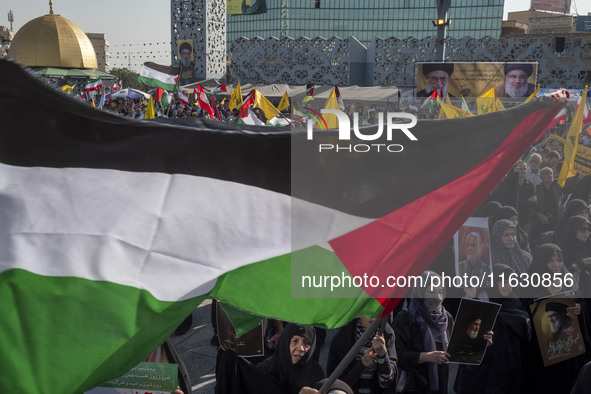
[319,316,388,392]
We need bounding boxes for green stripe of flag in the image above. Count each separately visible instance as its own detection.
[0,269,204,393]
[210,246,384,329]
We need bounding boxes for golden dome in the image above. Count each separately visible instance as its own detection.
[8,12,98,69]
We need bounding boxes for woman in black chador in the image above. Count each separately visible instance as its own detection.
[454,264,531,394]
[215,323,324,394]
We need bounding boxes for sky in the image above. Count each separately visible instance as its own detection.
[3,0,591,47]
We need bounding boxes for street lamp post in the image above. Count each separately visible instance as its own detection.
[434,0,451,61]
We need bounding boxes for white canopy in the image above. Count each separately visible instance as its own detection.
[111,88,150,100]
[182,81,399,103]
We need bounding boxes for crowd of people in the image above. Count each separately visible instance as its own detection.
[201,117,591,394]
[99,86,409,125]
[92,82,591,394]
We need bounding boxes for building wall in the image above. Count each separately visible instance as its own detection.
[170,0,226,80]
[226,0,504,48]
[576,13,591,32]
[87,33,110,72]
[527,15,575,34]
[507,10,562,22]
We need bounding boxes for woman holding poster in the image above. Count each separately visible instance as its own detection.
[392,271,453,394]
[454,264,531,394]
[520,244,587,394]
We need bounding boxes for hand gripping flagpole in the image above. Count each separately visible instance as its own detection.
[319,315,388,393]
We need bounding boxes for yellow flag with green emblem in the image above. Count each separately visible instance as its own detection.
[229,82,243,112]
[277,92,290,112]
[253,89,280,122]
[438,98,474,119]
[145,94,156,119]
[558,86,588,187]
[477,87,505,115]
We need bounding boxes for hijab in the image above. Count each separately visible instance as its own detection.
[488,264,525,309]
[259,323,323,394]
[556,215,591,270]
[493,205,531,253]
[488,264,532,340]
[491,219,532,275]
[408,271,448,391]
[525,243,577,298]
[555,199,589,236]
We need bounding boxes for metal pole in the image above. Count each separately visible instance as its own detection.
[319,316,388,393]
[435,0,451,62]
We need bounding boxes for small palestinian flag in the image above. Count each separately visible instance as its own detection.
[213,84,227,95]
[302,83,315,103]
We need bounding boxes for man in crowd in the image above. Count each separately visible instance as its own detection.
[526,153,543,186]
[531,167,563,242]
[542,150,562,177]
[417,63,454,97]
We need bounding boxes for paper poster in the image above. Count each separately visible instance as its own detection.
[448,298,501,365]
[529,296,586,366]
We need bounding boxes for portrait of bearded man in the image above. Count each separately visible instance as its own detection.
[178,41,195,86]
[494,63,536,98]
[417,63,455,98]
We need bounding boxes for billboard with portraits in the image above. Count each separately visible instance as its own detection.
[417,62,538,98]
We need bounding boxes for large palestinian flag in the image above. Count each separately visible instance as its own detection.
[0,58,565,393]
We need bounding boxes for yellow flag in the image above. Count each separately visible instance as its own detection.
[438,98,474,119]
[277,92,290,112]
[61,84,76,94]
[558,86,588,187]
[477,87,505,115]
[253,89,280,122]
[229,82,243,112]
[437,94,453,119]
[145,94,156,119]
[523,84,540,104]
[323,88,341,129]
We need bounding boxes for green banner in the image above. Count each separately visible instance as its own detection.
[100,362,178,391]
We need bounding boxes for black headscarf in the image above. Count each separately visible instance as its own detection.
[493,205,519,222]
[524,243,577,299]
[488,264,524,308]
[556,215,591,270]
[481,200,502,218]
[488,264,532,341]
[408,271,448,391]
[528,243,564,276]
[491,219,532,275]
[258,323,324,394]
[555,199,589,236]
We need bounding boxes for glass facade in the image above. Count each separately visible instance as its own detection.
[227,0,505,48]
